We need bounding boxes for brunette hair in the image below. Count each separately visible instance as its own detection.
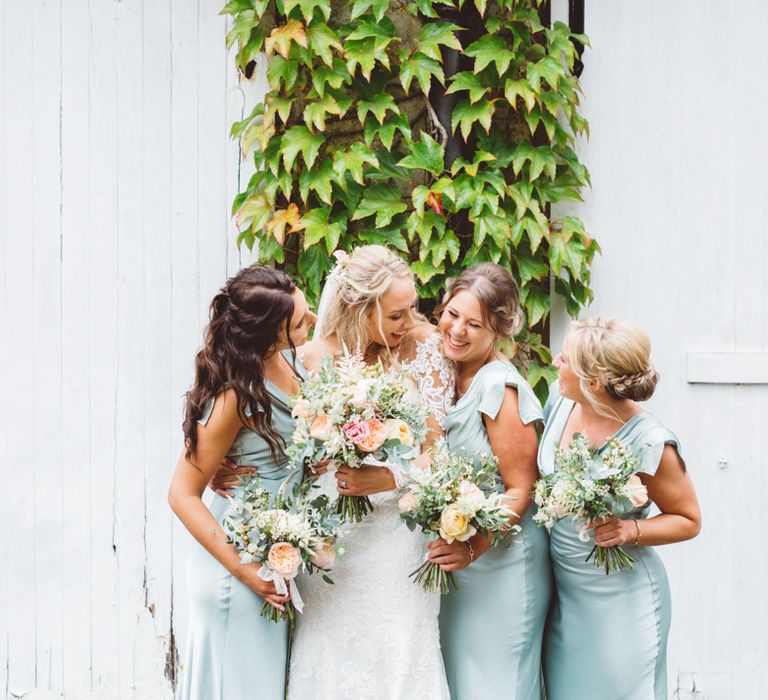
[183,266,297,461]
[436,262,525,338]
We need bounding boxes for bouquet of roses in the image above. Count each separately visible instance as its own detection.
[222,479,342,628]
[533,433,648,574]
[398,442,518,593]
[289,351,430,522]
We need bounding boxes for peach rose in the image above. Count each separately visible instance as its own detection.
[626,474,649,507]
[310,414,332,441]
[267,542,302,577]
[355,418,387,453]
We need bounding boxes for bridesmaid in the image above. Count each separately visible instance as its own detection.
[168,266,315,700]
[427,263,552,700]
[538,317,701,700]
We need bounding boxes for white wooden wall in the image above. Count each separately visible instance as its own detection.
[1,1,765,698]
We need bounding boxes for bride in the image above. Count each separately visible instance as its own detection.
[287,245,454,700]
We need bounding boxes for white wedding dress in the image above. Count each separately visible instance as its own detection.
[288,334,454,700]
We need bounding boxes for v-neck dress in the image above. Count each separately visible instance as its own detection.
[177,352,305,700]
[439,359,552,700]
[537,383,679,700]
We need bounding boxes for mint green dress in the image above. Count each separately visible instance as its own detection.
[440,359,552,700]
[177,353,305,700]
[538,383,679,700]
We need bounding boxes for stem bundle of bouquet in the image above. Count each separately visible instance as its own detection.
[398,442,518,593]
[222,479,342,629]
[533,433,648,574]
[289,351,429,522]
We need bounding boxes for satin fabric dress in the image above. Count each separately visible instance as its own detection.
[538,383,679,700]
[177,353,305,700]
[439,359,552,700]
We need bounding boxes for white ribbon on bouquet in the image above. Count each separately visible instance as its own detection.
[257,564,305,614]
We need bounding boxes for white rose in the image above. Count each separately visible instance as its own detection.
[456,481,486,513]
[292,398,312,419]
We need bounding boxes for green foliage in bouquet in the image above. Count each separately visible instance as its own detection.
[222,0,598,399]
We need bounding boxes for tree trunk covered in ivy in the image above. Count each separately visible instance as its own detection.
[222,0,598,399]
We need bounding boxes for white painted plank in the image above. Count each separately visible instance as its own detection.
[169,0,204,681]
[4,0,38,694]
[86,0,120,693]
[141,0,176,696]
[31,0,64,693]
[687,352,768,384]
[59,0,94,693]
[0,0,7,692]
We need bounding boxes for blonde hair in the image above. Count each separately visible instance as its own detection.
[319,245,413,357]
[436,262,525,338]
[565,317,659,416]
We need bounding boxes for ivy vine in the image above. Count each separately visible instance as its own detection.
[222,0,599,399]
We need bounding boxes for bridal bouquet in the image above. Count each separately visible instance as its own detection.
[399,443,518,593]
[222,479,341,628]
[533,433,648,574]
[289,352,429,522]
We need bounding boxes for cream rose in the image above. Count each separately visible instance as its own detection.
[439,504,476,543]
[309,414,332,441]
[456,480,485,513]
[625,474,649,507]
[292,398,312,419]
[384,418,414,447]
[267,542,302,577]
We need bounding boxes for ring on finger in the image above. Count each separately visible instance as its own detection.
[341,480,348,489]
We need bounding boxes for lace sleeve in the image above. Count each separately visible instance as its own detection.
[410,333,456,430]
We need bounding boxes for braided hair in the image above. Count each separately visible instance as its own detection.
[183,266,297,462]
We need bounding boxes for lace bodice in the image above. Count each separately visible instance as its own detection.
[410,332,455,429]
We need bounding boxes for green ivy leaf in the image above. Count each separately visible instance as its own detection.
[298,244,330,296]
[265,20,308,60]
[397,133,444,177]
[410,259,441,283]
[350,0,389,22]
[450,150,495,176]
[357,92,399,126]
[332,142,379,188]
[400,53,444,94]
[235,193,272,231]
[302,206,344,253]
[504,79,537,112]
[521,285,550,326]
[304,93,343,132]
[267,56,300,91]
[516,255,549,283]
[465,35,514,75]
[345,37,392,80]
[527,56,564,92]
[312,59,350,97]
[363,112,411,149]
[284,0,331,22]
[446,71,490,104]
[281,125,325,171]
[307,23,343,67]
[226,10,256,49]
[299,160,334,204]
[418,22,462,61]
[451,99,495,141]
[358,223,410,253]
[352,184,408,227]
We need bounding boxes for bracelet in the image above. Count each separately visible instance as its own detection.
[633,519,642,546]
[467,541,475,564]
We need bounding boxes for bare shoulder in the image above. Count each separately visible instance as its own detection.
[410,322,439,344]
[298,337,337,372]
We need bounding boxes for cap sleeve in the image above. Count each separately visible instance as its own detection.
[478,364,543,426]
[632,421,682,476]
[196,392,253,426]
[543,381,561,424]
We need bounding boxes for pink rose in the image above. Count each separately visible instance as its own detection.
[398,490,418,513]
[311,542,336,570]
[310,414,332,441]
[626,474,649,507]
[356,419,387,453]
[343,420,371,444]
